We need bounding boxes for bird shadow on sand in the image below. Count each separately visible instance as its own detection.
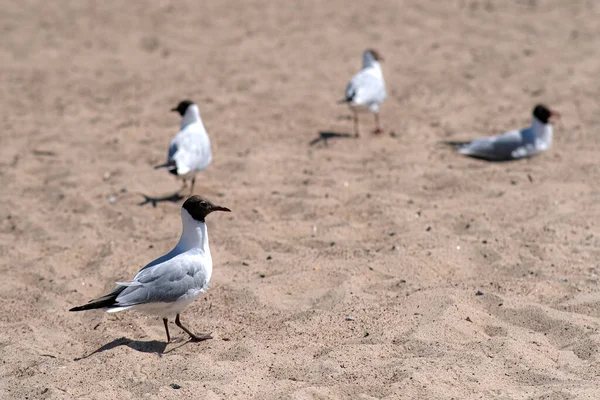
[463,155,523,163]
[309,131,355,147]
[138,193,184,207]
[73,337,191,360]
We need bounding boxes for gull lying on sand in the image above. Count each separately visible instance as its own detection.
[446,104,560,161]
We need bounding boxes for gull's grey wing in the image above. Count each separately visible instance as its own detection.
[459,129,528,161]
[167,139,178,161]
[346,70,386,107]
[344,80,357,102]
[114,252,208,306]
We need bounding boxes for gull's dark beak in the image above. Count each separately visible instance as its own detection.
[211,205,231,213]
[170,107,178,112]
[550,110,561,121]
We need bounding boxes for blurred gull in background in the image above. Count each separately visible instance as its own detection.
[445,104,560,161]
[339,49,387,136]
[155,100,212,194]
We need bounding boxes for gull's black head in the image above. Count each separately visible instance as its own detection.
[366,48,384,62]
[182,196,231,222]
[532,104,560,124]
[171,100,194,117]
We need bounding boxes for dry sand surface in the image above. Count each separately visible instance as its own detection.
[2,1,600,399]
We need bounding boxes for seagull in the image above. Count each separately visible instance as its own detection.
[70,196,231,343]
[446,104,560,161]
[155,100,212,195]
[339,49,387,136]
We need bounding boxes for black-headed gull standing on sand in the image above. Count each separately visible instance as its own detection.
[447,104,560,161]
[70,196,230,343]
[155,100,212,194]
[339,49,387,136]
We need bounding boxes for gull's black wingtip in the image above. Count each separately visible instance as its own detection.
[69,303,105,312]
[154,162,172,169]
[155,161,178,176]
[440,140,470,148]
[68,287,126,312]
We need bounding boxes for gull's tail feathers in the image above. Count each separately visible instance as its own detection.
[154,160,176,170]
[154,160,178,176]
[440,140,471,148]
[337,92,355,105]
[440,140,472,152]
[69,286,126,312]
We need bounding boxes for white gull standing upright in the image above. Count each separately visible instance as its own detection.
[155,100,212,194]
[447,104,560,161]
[70,196,230,343]
[339,49,387,136]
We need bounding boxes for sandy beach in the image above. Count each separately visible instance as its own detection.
[1,1,600,398]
